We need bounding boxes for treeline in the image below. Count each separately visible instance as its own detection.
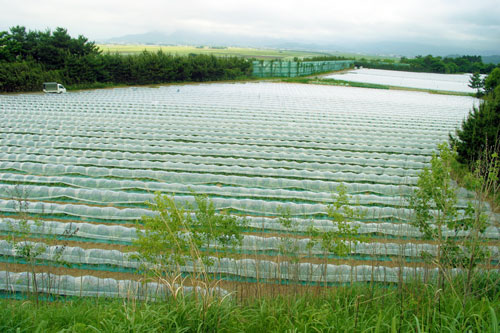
[355,55,497,74]
[0,26,252,92]
[451,67,500,167]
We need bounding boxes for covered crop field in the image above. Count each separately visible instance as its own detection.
[0,82,498,298]
[325,68,483,93]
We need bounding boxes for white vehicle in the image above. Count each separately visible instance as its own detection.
[43,82,66,94]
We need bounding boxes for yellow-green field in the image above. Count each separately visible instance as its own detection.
[97,44,332,60]
[97,44,397,61]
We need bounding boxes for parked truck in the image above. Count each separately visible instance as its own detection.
[43,82,66,94]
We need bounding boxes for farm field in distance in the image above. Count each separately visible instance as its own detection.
[97,44,326,60]
[0,79,498,299]
[97,44,396,61]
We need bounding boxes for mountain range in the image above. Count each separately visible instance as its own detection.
[101,31,500,62]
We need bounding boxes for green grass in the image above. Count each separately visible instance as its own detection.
[65,82,129,91]
[1,278,499,332]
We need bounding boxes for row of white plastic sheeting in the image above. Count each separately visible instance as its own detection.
[1,218,498,244]
[0,219,138,243]
[1,92,464,127]
[0,146,430,169]
[0,127,443,150]
[0,122,448,146]
[0,240,139,268]
[0,152,422,177]
[2,241,494,284]
[0,197,418,220]
[1,195,495,224]
[2,234,498,266]
[245,215,500,236]
[0,183,478,209]
[0,172,417,196]
[0,143,432,166]
[0,183,412,207]
[0,162,418,186]
[0,80,473,104]
[0,118,447,146]
[1,113,456,143]
[2,133,438,156]
[324,69,481,93]
[0,271,226,299]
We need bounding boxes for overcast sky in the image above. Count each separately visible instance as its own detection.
[1,0,499,53]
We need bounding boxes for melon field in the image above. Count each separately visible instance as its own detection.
[0,82,498,299]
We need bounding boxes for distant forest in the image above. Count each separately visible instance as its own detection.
[0,26,252,92]
[0,26,498,92]
[354,55,497,74]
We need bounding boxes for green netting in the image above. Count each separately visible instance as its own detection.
[252,60,354,77]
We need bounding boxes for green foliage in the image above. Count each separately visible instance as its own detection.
[134,192,245,274]
[134,193,192,268]
[5,185,78,304]
[451,70,500,168]
[484,67,500,94]
[307,184,366,259]
[322,184,366,256]
[409,143,490,273]
[355,54,496,74]
[0,26,253,92]
[468,72,484,96]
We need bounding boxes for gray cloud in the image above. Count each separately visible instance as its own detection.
[1,0,498,53]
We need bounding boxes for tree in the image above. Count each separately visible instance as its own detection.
[6,185,78,304]
[133,192,245,286]
[452,70,500,167]
[484,67,500,94]
[306,184,366,287]
[468,72,484,96]
[409,144,489,286]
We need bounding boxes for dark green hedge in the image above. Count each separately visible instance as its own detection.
[0,26,252,92]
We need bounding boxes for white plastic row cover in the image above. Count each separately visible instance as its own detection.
[1,218,498,242]
[0,152,422,177]
[0,161,418,186]
[1,133,438,156]
[0,172,417,196]
[0,271,225,299]
[0,146,430,169]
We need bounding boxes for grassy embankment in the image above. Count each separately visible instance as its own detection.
[1,278,499,332]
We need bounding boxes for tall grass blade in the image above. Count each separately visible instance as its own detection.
[490,306,498,333]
